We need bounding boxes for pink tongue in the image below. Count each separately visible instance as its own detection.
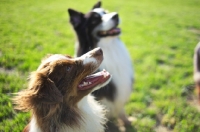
[78,70,110,90]
[108,28,121,34]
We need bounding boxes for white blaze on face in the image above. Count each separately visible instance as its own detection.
[92,8,105,16]
[83,57,97,65]
[101,12,117,30]
[76,49,98,66]
[92,8,118,35]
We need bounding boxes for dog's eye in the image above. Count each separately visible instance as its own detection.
[66,66,72,72]
[93,13,100,18]
[91,19,98,24]
[94,14,99,18]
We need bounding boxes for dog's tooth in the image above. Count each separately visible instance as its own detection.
[79,84,83,87]
[83,81,89,86]
[104,72,109,78]
[79,81,91,87]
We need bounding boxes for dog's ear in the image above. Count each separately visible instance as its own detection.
[29,72,63,104]
[68,8,83,28]
[92,1,101,9]
[13,72,63,111]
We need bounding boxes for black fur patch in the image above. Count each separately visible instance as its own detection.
[92,80,116,102]
[68,9,101,56]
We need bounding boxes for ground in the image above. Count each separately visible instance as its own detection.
[0,0,200,131]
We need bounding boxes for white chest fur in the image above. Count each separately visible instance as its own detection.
[97,37,134,117]
[29,95,105,132]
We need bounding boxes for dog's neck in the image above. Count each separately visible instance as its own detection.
[29,95,106,132]
[29,102,82,132]
[75,30,120,57]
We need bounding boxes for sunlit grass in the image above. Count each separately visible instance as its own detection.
[1,0,200,131]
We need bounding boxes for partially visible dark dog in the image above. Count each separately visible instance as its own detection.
[13,48,111,132]
[68,1,134,125]
[194,42,200,104]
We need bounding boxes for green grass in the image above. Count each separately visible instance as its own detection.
[1,0,200,131]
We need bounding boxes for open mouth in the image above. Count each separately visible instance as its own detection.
[78,69,110,90]
[97,27,121,37]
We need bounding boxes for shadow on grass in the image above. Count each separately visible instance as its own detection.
[105,121,137,132]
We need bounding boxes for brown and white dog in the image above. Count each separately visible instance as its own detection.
[194,42,200,104]
[68,1,134,125]
[13,48,111,132]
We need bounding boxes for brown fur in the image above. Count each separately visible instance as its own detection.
[13,52,103,131]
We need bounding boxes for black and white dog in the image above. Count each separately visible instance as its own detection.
[68,1,134,125]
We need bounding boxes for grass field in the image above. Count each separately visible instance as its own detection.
[1,0,200,131]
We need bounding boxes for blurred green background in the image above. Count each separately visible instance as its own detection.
[0,0,200,131]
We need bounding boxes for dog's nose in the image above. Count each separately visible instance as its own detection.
[112,14,119,21]
[95,47,103,56]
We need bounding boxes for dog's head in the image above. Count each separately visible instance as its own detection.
[13,47,111,111]
[68,1,121,56]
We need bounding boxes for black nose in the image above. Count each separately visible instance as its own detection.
[95,47,103,56]
[112,14,119,21]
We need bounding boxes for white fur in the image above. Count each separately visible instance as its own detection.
[82,57,97,65]
[93,8,133,118]
[194,72,200,83]
[93,8,105,16]
[76,48,101,65]
[92,9,118,39]
[101,12,118,29]
[29,117,42,132]
[98,12,117,31]
[29,95,106,132]
[75,95,106,132]
[97,37,134,118]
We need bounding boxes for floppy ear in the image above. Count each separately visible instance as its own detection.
[33,72,63,104]
[92,1,101,9]
[68,8,83,28]
[13,72,63,111]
